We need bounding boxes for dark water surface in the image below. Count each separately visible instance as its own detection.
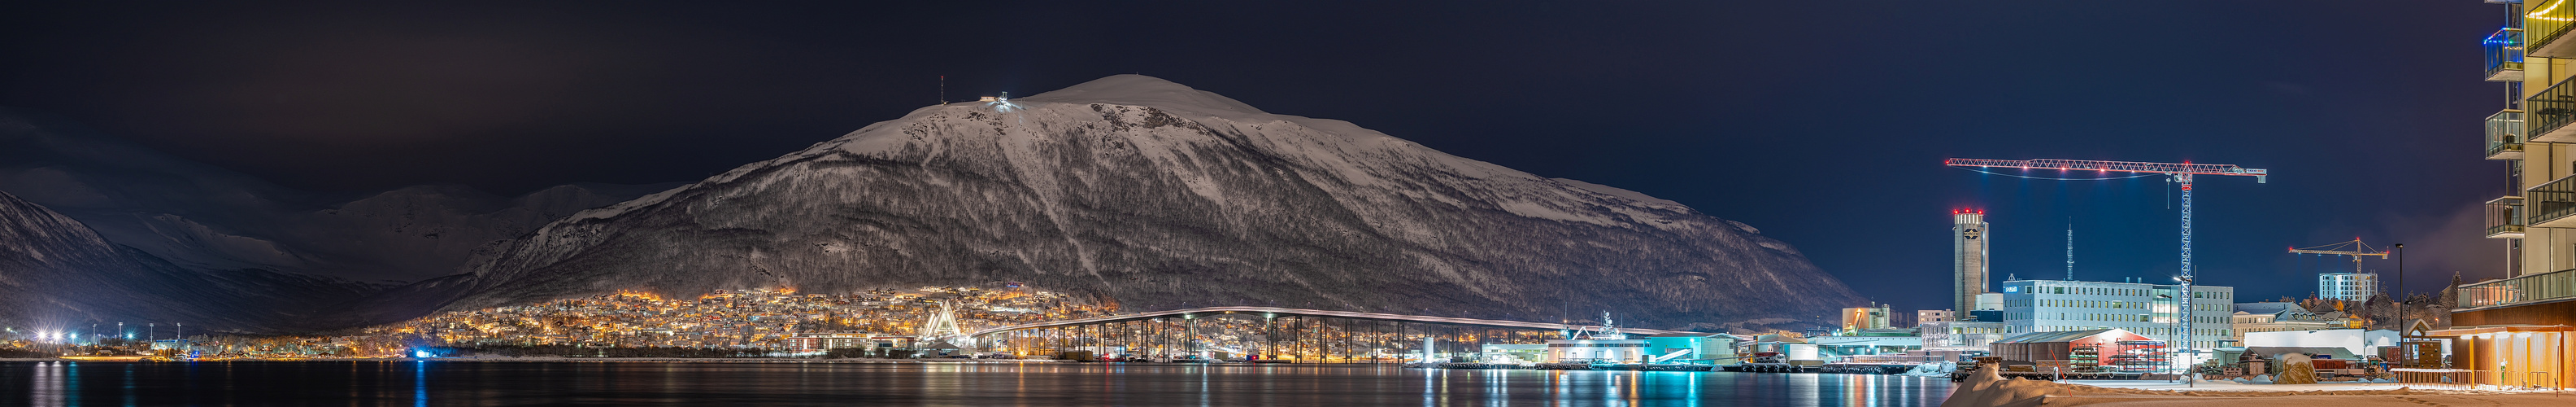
[2,361,1955,406]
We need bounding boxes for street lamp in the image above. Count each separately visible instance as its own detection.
[2391,243,2407,366]
[2391,243,2404,304]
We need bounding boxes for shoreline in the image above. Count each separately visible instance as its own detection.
[0,357,1060,363]
[0,357,1452,368]
[0,355,1401,365]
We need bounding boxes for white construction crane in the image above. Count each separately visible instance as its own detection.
[1947,157,2269,375]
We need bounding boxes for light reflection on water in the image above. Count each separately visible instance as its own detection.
[1,361,1954,406]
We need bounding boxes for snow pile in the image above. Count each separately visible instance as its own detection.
[2274,353,2318,384]
[1940,365,2069,407]
[1898,361,1956,377]
[1941,365,2435,406]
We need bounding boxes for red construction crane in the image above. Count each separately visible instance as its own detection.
[1944,157,2269,374]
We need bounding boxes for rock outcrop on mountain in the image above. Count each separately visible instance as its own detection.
[0,191,384,331]
[386,75,1865,329]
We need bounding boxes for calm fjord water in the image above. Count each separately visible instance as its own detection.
[3,361,1954,406]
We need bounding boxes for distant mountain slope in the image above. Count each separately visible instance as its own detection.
[392,75,1864,329]
[0,190,385,332]
[0,108,677,282]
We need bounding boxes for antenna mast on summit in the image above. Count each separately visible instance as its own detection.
[938,76,946,104]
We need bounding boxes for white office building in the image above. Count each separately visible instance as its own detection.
[2317,273,2378,302]
[1999,279,2237,348]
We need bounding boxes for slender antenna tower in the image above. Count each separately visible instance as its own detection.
[938,76,946,104]
[2065,218,2074,281]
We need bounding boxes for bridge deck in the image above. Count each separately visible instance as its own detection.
[971,306,1702,337]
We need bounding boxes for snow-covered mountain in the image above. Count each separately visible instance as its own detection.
[385,75,1865,329]
[0,190,385,331]
[297,182,679,279]
[0,108,677,282]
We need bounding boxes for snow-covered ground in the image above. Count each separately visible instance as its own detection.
[1944,368,2569,406]
[2066,379,2422,392]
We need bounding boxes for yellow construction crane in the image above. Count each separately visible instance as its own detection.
[2287,238,2389,274]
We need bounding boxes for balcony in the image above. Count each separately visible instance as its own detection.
[2490,110,2526,160]
[2489,28,2526,81]
[2489,196,2526,239]
[2531,175,2576,227]
[2531,0,2576,58]
[2459,268,2576,310]
[2528,80,2576,142]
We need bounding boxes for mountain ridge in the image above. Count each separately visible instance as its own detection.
[0,190,388,331]
[0,107,681,282]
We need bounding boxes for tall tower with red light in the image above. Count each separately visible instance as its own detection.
[1953,209,1989,318]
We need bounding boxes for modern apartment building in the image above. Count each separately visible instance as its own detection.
[1999,279,2237,349]
[2317,273,2378,302]
[2438,0,2576,389]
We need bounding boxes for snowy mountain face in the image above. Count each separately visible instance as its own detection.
[0,191,385,331]
[402,75,1865,329]
[0,109,677,282]
[297,182,678,280]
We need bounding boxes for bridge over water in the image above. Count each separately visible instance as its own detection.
[971,306,1701,363]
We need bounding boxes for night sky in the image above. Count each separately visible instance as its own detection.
[0,2,2509,314]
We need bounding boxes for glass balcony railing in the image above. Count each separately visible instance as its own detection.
[2530,174,2576,227]
[2459,268,2576,309]
[2488,196,2526,239]
[2533,0,2576,58]
[2488,28,2526,81]
[2527,80,2576,142]
[2490,110,2526,160]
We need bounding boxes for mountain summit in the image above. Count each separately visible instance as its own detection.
[385,75,1864,329]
